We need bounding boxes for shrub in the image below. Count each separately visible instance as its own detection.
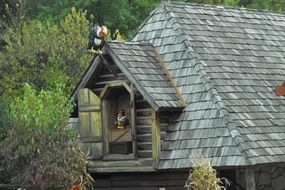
[1,83,94,189]
[185,159,229,190]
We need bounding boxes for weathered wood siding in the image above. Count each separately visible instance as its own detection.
[92,62,127,96]
[90,60,154,160]
[159,112,170,144]
[84,57,173,163]
[135,92,153,159]
[92,171,188,190]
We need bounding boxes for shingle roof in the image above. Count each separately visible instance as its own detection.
[106,42,185,111]
[132,2,285,168]
[71,42,185,111]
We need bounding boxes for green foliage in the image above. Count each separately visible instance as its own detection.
[10,83,73,134]
[85,0,161,38]
[0,0,24,24]
[0,96,12,183]
[22,0,162,39]
[24,0,91,22]
[183,0,239,6]
[185,159,230,190]
[1,83,94,189]
[0,97,11,142]
[244,0,285,11]
[17,0,285,41]
[0,7,91,98]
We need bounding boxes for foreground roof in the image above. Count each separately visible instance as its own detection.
[132,2,285,168]
[72,42,185,111]
[106,42,185,111]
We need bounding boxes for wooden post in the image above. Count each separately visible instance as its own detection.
[101,100,109,155]
[130,84,137,157]
[245,168,256,190]
[151,108,161,167]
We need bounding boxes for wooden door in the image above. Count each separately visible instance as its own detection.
[78,88,102,159]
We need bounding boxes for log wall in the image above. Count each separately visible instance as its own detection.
[92,171,188,190]
[91,61,154,160]
[88,59,173,162]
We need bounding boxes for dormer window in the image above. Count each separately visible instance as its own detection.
[100,81,136,159]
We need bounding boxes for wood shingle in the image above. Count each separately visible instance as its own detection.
[132,2,285,168]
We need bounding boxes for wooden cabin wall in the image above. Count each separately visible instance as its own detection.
[158,112,170,144]
[135,93,152,159]
[92,171,188,190]
[92,63,127,96]
[89,60,172,161]
[91,62,153,160]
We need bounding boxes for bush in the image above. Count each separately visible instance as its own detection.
[185,159,229,190]
[1,83,93,189]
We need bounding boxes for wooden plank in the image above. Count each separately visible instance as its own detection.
[97,72,124,81]
[99,80,131,99]
[81,136,102,143]
[138,150,152,158]
[112,179,186,187]
[151,108,161,167]
[78,89,103,159]
[136,116,152,125]
[245,168,256,190]
[103,154,135,160]
[136,125,152,134]
[102,100,110,155]
[137,142,152,150]
[91,171,188,189]
[71,56,102,100]
[109,129,132,142]
[109,171,188,181]
[99,54,118,77]
[131,84,138,157]
[79,105,100,112]
[137,134,152,142]
[136,108,151,117]
[158,113,169,143]
[135,99,152,109]
[89,158,152,168]
[88,166,155,173]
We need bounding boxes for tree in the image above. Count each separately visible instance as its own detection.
[0,97,12,184]
[0,83,93,189]
[22,0,162,39]
[0,7,91,98]
[244,0,285,11]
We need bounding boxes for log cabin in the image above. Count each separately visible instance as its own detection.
[69,2,285,190]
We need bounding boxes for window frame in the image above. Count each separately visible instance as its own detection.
[100,81,137,160]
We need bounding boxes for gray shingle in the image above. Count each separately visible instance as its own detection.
[107,42,184,110]
[132,2,285,169]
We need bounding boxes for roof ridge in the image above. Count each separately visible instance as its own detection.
[153,47,187,108]
[130,2,166,41]
[109,41,153,46]
[167,2,285,16]
[163,4,252,165]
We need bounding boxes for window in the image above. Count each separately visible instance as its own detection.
[100,81,136,159]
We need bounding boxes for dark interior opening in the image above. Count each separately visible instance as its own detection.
[102,86,133,155]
